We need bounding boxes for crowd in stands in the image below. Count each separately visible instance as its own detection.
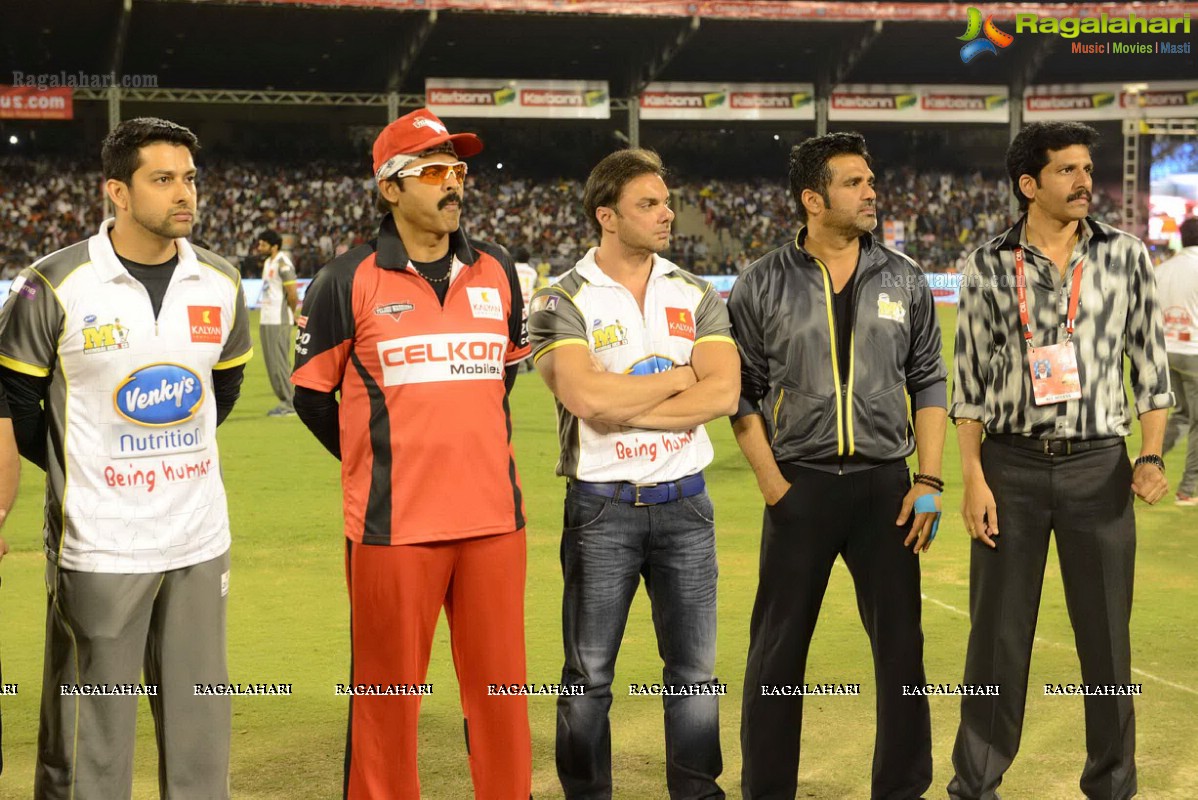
[1,156,1120,280]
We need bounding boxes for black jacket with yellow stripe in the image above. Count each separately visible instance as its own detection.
[728,229,947,472]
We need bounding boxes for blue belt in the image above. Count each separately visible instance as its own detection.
[569,472,706,506]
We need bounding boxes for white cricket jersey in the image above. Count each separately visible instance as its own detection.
[1157,246,1198,356]
[0,220,253,572]
[515,262,538,308]
[527,248,735,482]
[260,250,297,326]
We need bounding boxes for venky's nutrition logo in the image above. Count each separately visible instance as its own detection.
[114,363,205,427]
[958,7,1015,63]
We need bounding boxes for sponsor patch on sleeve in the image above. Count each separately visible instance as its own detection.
[529,294,558,315]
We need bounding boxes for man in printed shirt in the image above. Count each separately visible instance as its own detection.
[949,121,1173,800]
[528,148,739,799]
[1156,216,1198,505]
[0,117,252,799]
[255,228,299,416]
[291,108,532,800]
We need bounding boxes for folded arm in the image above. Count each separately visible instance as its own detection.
[624,340,740,430]
[535,343,695,425]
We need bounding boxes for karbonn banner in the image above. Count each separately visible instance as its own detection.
[426,79,610,119]
[640,82,815,121]
[1024,81,1198,120]
[829,85,1008,123]
[0,86,73,120]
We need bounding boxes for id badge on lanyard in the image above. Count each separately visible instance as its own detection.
[1015,247,1083,406]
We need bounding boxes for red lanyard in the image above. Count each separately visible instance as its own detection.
[1014,246,1083,348]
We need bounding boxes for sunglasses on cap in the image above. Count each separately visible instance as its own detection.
[390,161,468,185]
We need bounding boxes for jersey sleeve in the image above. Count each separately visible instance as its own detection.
[0,268,64,377]
[693,284,734,345]
[528,286,588,363]
[279,253,297,285]
[292,260,357,392]
[216,279,254,369]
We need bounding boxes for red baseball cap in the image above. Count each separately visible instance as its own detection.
[372,108,483,181]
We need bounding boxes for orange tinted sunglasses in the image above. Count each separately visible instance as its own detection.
[392,161,468,185]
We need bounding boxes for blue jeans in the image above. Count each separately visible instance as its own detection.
[556,484,724,800]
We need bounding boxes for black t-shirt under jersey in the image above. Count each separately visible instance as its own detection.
[833,269,856,385]
[410,251,454,305]
[116,253,178,319]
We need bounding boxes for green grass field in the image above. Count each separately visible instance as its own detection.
[0,306,1195,799]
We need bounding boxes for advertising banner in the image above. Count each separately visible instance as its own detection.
[1024,81,1198,121]
[830,85,1009,123]
[640,82,815,121]
[426,78,610,119]
[0,86,73,120]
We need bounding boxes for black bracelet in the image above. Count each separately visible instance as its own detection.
[1134,454,1165,472]
[914,473,944,490]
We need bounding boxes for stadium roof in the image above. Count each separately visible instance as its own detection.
[1,0,1195,98]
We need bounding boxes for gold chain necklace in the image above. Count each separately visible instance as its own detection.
[411,264,451,284]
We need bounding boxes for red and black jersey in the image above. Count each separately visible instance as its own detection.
[293,216,530,546]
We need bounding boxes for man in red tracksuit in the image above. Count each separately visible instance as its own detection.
[292,108,532,799]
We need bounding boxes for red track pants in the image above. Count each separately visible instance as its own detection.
[343,531,531,800]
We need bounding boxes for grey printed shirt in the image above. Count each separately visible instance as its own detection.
[950,216,1174,439]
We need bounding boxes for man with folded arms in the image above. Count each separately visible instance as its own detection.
[529,148,739,800]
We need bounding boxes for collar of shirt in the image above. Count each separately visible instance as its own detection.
[573,246,679,286]
[793,226,886,269]
[89,218,202,283]
[373,213,477,272]
[995,215,1108,255]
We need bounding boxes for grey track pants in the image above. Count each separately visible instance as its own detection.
[260,323,294,410]
[35,551,232,800]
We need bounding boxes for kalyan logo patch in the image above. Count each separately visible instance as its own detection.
[665,307,695,340]
[188,306,222,343]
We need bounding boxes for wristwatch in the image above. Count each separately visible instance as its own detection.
[1134,454,1165,472]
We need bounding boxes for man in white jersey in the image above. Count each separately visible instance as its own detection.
[255,228,298,416]
[0,386,18,776]
[1158,216,1198,505]
[528,148,740,799]
[0,117,252,800]
[513,246,538,372]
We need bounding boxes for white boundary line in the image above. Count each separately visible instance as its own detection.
[921,592,1198,697]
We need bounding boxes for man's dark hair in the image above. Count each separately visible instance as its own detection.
[101,117,200,184]
[788,132,872,223]
[258,229,282,249]
[1180,217,1198,248]
[1006,121,1099,212]
[513,246,531,263]
[583,148,666,237]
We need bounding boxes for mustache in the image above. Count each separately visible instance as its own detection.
[438,193,462,210]
[1068,190,1091,202]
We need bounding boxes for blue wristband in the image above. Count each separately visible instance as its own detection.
[913,492,942,542]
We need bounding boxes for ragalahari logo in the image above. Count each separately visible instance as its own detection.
[958,7,1015,63]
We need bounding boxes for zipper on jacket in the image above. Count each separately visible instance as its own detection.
[771,388,785,444]
[814,259,854,460]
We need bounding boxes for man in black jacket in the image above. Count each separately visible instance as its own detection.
[728,132,947,800]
